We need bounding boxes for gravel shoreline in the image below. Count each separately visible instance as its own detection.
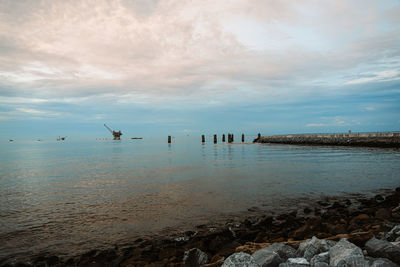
[2,187,400,267]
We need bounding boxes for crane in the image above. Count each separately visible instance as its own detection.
[104,124,122,140]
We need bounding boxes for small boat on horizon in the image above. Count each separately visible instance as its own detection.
[131,137,143,140]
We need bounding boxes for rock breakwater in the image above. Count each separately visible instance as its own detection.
[254,132,400,148]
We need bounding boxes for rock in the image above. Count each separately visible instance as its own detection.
[222,252,259,267]
[349,214,370,225]
[375,208,391,219]
[391,241,400,247]
[304,208,312,214]
[385,225,400,241]
[326,223,347,235]
[329,238,367,267]
[293,225,312,240]
[297,236,335,261]
[287,258,309,265]
[279,260,309,267]
[347,231,374,247]
[312,263,329,267]
[310,252,329,267]
[183,248,209,267]
[279,264,309,267]
[236,242,271,254]
[253,251,283,267]
[365,238,400,264]
[253,243,297,262]
[368,257,399,267]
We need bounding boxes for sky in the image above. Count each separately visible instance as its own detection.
[0,0,400,140]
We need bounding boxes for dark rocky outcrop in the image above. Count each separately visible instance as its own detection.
[365,238,400,265]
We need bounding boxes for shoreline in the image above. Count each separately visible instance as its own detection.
[2,187,400,266]
[254,132,400,148]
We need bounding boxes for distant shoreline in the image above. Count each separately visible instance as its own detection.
[254,132,400,148]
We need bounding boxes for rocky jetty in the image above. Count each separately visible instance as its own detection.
[254,132,400,148]
[1,188,400,267]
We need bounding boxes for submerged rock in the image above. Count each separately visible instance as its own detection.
[365,238,400,265]
[329,238,367,267]
[222,252,259,267]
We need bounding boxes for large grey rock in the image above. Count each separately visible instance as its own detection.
[222,252,259,267]
[279,264,310,267]
[279,259,309,267]
[310,252,329,267]
[367,257,399,267]
[329,238,368,267]
[391,241,400,247]
[255,243,297,261]
[253,251,283,267]
[252,243,296,267]
[183,248,209,267]
[365,238,400,265]
[297,236,335,261]
[287,258,309,265]
[386,225,400,242]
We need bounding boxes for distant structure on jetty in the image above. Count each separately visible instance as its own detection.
[104,124,122,140]
[57,136,66,141]
[254,132,400,148]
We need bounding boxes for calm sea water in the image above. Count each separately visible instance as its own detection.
[1,137,400,261]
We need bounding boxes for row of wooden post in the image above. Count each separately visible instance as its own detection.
[168,133,261,143]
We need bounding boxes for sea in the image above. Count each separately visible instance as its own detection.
[1,136,400,261]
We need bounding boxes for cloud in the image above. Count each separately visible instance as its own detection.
[0,0,399,125]
[345,69,400,85]
[15,107,61,117]
[306,117,352,128]
[306,123,326,127]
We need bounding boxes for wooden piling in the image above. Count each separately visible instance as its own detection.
[214,134,217,144]
[202,135,205,143]
[222,134,225,142]
[231,134,234,142]
[242,133,245,142]
[258,133,261,139]
[168,136,171,143]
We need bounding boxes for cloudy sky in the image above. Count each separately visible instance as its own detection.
[0,0,399,140]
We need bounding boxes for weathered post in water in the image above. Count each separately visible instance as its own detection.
[242,134,245,142]
[231,134,234,142]
[202,135,205,143]
[222,134,225,142]
[168,136,171,143]
[258,133,261,139]
[214,134,217,144]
